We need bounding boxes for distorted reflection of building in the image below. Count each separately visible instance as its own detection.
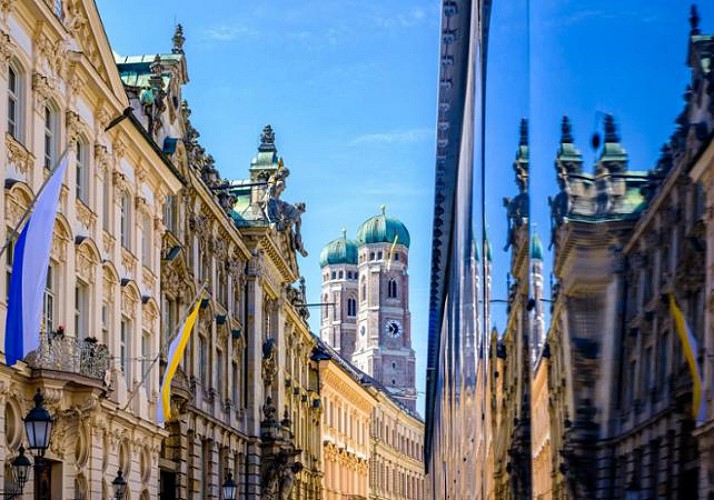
[488,8,714,499]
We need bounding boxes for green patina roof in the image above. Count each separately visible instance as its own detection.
[116,54,182,88]
[319,235,359,268]
[530,232,544,260]
[356,208,410,249]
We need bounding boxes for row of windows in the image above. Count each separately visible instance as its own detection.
[7,64,157,268]
[324,269,359,281]
[360,251,402,263]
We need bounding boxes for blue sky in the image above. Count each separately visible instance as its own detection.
[97,0,710,414]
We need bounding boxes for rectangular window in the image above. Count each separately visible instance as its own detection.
[120,317,130,378]
[43,266,55,334]
[103,174,111,231]
[101,303,109,345]
[44,106,56,170]
[5,233,14,302]
[216,349,223,397]
[164,195,177,233]
[120,192,130,249]
[8,66,19,140]
[142,216,152,268]
[142,330,151,396]
[76,141,88,203]
[232,360,239,406]
[628,360,637,405]
[74,283,87,338]
[643,346,652,396]
[199,335,208,387]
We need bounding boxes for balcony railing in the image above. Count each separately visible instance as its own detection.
[26,333,111,382]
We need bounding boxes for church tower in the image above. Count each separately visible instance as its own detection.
[319,231,359,360]
[530,232,545,363]
[353,207,416,411]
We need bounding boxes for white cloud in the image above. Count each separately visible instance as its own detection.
[201,24,256,42]
[351,128,433,145]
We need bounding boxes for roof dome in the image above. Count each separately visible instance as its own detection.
[319,232,359,268]
[530,233,544,260]
[356,207,410,248]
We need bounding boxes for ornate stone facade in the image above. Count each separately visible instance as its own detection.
[0,1,183,498]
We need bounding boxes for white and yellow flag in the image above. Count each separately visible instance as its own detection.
[668,293,707,423]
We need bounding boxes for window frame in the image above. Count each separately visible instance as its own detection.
[44,104,59,170]
[120,191,131,249]
[75,138,90,203]
[7,63,23,142]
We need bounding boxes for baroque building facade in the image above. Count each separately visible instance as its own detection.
[0,0,183,497]
[0,1,324,498]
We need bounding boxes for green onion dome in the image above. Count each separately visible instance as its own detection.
[356,206,410,249]
[319,231,359,268]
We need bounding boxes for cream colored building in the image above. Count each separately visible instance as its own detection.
[0,0,182,498]
[315,340,372,500]
[369,390,424,499]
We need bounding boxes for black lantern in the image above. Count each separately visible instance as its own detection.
[11,446,31,492]
[24,389,53,457]
[112,470,127,500]
[222,472,237,500]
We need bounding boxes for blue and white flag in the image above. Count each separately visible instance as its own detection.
[5,157,68,366]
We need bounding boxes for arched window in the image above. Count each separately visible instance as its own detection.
[369,252,375,261]
[388,279,398,299]
[7,63,23,141]
[44,104,59,169]
[331,271,336,280]
[323,294,329,317]
[377,251,383,260]
[338,270,343,279]
[361,277,366,302]
[347,297,356,317]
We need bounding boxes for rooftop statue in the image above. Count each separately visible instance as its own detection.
[261,165,308,257]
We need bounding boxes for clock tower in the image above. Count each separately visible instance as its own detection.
[351,207,418,411]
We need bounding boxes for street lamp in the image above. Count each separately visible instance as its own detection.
[24,389,53,457]
[222,472,237,500]
[112,470,127,500]
[11,447,31,493]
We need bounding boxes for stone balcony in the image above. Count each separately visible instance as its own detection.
[25,333,111,382]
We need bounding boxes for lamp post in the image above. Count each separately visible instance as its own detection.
[11,447,31,494]
[23,389,53,499]
[222,472,237,500]
[112,470,127,500]
[0,447,32,498]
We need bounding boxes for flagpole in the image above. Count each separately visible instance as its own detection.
[0,146,71,262]
[120,283,208,412]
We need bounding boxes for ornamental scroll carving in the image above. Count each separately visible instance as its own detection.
[32,72,53,110]
[6,134,34,175]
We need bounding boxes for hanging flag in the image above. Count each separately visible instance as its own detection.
[668,293,707,423]
[5,157,68,366]
[386,234,399,271]
[158,291,205,424]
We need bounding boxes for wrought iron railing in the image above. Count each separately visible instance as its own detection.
[26,333,111,382]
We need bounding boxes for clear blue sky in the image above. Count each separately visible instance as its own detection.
[96,0,710,415]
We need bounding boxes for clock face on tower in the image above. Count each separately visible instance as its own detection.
[385,319,402,338]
